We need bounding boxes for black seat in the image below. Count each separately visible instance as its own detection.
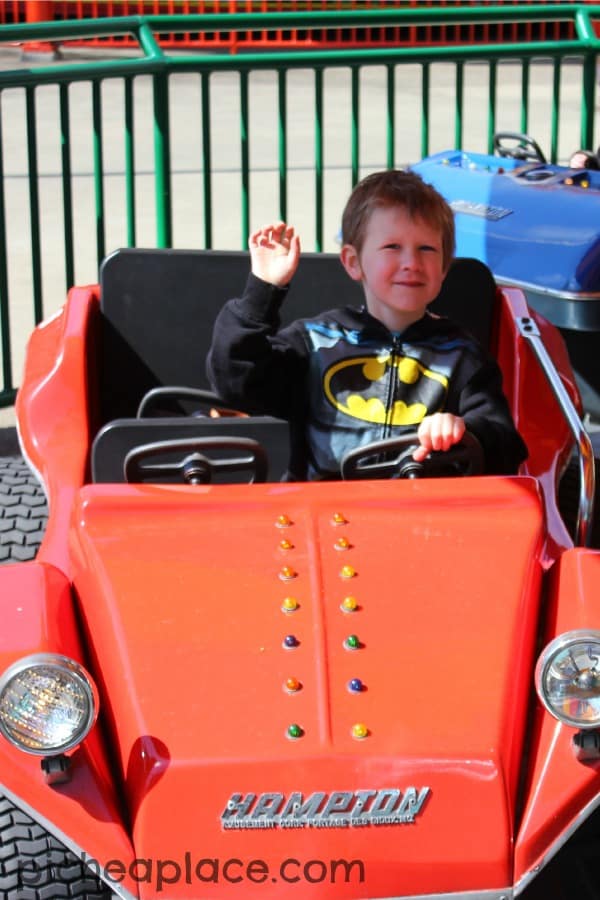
[99,248,364,423]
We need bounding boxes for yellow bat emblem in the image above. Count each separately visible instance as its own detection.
[323,354,448,425]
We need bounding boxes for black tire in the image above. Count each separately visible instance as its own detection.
[0,793,114,898]
[0,456,48,564]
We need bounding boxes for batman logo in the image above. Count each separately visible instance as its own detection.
[323,354,448,426]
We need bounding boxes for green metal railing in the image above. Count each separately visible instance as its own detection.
[0,4,600,406]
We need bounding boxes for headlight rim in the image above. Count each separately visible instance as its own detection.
[535,629,600,730]
[0,652,98,756]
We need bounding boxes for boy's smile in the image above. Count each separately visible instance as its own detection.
[341,206,448,333]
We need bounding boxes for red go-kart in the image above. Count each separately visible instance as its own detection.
[0,248,599,900]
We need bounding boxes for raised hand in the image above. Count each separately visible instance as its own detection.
[249,222,301,287]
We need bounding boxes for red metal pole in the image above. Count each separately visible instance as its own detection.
[23,1,59,57]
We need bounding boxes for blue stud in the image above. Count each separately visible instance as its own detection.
[284,634,299,648]
[348,678,364,693]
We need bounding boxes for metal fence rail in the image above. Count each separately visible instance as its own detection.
[0,4,600,406]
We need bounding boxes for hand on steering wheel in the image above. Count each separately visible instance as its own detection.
[341,431,484,480]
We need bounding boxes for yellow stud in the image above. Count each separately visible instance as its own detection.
[276,514,292,528]
[340,564,356,579]
[334,537,351,551]
[281,596,299,612]
[351,722,369,740]
[331,512,347,525]
[279,539,294,551]
[280,566,297,581]
[341,595,358,612]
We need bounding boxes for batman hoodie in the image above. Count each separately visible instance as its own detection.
[206,272,528,480]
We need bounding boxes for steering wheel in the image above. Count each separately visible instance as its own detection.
[341,431,484,480]
[493,131,546,164]
[136,386,242,418]
[124,437,268,484]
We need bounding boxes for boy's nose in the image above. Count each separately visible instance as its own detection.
[400,249,419,269]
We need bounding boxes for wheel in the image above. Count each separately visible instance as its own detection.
[124,436,269,484]
[341,431,484,480]
[0,457,48,564]
[0,792,113,899]
[493,131,547,163]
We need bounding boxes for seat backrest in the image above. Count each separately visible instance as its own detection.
[99,249,496,423]
[99,249,362,422]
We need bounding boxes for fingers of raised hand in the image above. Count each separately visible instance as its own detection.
[250,222,295,253]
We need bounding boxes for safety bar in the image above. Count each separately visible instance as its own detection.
[517,316,596,547]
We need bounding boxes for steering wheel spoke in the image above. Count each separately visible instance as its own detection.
[124,437,268,484]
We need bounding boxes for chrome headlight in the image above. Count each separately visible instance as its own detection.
[0,654,98,755]
[535,630,600,729]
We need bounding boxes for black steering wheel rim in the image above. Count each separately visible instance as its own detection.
[341,430,484,480]
[493,131,547,164]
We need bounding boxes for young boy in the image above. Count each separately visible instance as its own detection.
[207,170,527,480]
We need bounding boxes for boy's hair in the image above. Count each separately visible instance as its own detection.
[341,169,455,268]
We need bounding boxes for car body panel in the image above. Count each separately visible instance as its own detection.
[65,477,544,896]
[0,562,135,888]
[515,547,600,889]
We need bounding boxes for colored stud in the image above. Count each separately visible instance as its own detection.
[351,722,369,740]
[283,634,299,649]
[341,596,358,613]
[344,634,361,650]
[348,678,364,693]
[281,596,299,613]
[279,566,297,581]
[276,514,292,528]
[287,723,304,739]
[334,537,351,551]
[279,539,294,551]
[340,564,356,579]
[331,512,347,526]
[284,677,301,693]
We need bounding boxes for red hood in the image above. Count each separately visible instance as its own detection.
[71,477,544,899]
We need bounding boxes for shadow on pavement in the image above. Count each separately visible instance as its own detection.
[0,428,19,456]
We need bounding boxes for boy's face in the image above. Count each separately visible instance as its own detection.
[341,206,448,332]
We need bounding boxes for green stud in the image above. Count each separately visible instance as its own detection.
[287,723,303,739]
[345,634,360,649]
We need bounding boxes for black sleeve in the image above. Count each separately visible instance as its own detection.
[206,272,309,419]
[458,359,528,475]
